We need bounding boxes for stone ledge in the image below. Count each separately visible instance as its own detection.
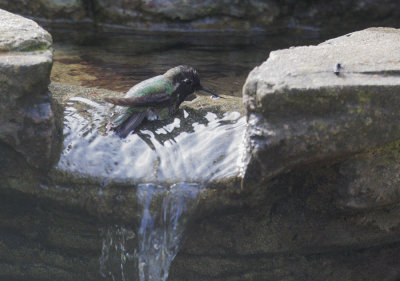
[242,27,400,185]
[0,9,57,170]
[0,9,52,51]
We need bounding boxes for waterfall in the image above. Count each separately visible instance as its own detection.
[57,96,244,280]
[99,183,202,281]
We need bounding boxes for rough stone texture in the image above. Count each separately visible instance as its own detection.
[139,0,274,21]
[0,0,279,30]
[0,0,85,21]
[1,0,399,31]
[0,8,52,51]
[92,0,278,30]
[0,9,59,170]
[242,27,400,184]
[168,150,400,281]
[213,27,400,280]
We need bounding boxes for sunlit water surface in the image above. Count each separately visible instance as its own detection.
[58,97,245,183]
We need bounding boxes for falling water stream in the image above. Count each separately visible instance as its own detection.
[99,183,201,281]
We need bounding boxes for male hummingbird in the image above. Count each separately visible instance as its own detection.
[104,65,219,138]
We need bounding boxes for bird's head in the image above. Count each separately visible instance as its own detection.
[165,65,220,99]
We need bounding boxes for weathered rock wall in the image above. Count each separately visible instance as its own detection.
[210,27,400,281]
[0,9,60,170]
[0,9,80,281]
[0,0,399,31]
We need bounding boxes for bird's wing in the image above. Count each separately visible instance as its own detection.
[105,75,175,137]
[104,93,174,108]
[113,110,147,138]
[104,75,175,108]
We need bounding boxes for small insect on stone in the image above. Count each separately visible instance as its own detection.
[334,63,342,76]
[104,65,220,138]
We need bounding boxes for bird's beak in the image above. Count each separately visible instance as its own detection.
[199,85,222,98]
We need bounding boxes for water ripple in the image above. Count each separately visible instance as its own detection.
[57,97,245,183]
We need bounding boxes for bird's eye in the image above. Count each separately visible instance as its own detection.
[183,78,191,84]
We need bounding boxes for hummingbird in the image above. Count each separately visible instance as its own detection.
[104,65,220,138]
